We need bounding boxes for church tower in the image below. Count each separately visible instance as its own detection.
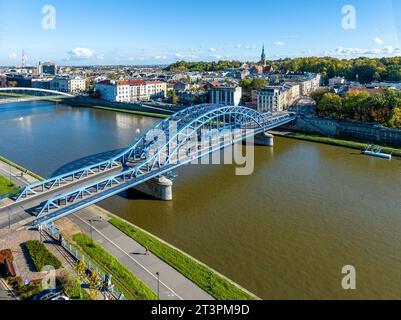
[261,45,266,66]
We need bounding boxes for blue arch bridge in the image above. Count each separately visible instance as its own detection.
[0,104,296,228]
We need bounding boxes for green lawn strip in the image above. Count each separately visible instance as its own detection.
[24,240,62,271]
[276,131,401,157]
[109,217,256,300]
[72,233,158,300]
[0,92,33,98]
[0,174,19,195]
[0,156,45,181]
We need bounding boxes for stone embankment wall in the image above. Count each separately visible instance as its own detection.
[283,116,401,145]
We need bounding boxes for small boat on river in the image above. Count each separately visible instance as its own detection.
[362,145,392,159]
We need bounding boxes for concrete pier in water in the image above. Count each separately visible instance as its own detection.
[255,132,274,147]
[132,176,173,201]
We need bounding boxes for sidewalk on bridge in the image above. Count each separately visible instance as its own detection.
[56,205,214,301]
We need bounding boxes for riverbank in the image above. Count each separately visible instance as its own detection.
[50,98,170,119]
[0,156,45,181]
[108,215,257,300]
[271,130,401,157]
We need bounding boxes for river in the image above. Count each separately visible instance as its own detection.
[1,101,401,299]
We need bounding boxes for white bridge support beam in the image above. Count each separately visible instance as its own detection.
[132,176,173,201]
[255,131,274,147]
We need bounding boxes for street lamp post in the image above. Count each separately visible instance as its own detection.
[156,272,160,299]
[89,217,101,246]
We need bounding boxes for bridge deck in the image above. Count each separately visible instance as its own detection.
[0,165,122,228]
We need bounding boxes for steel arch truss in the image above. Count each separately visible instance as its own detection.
[12,104,295,224]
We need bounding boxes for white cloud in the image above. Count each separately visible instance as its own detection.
[329,46,400,57]
[234,44,242,48]
[274,41,285,46]
[97,54,105,60]
[209,48,217,52]
[67,47,95,60]
[8,52,17,59]
[154,55,167,60]
[374,37,384,45]
[246,45,257,50]
[174,53,198,60]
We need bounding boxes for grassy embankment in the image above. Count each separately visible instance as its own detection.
[0,92,33,98]
[0,174,19,196]
[52,98,170,119]
[72,233,158,300]
[274,131,401,157]
[0,156,44,181]
[109,217,257,300]
[24,240,62,271]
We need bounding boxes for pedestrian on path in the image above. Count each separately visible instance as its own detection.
[145,247,149,255]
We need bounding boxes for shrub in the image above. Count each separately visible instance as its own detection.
[24,240,62,271]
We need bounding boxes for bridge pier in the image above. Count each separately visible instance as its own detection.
[131,176,173,201]
[255,132,274,147]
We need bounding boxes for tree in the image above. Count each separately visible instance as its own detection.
[88,270,102,300]
[7,81,17,87]
[167,89,179,104]
[316,93,342,118]
[389,107,401,128]
[74,260,88,300]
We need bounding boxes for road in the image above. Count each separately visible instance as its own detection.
[68,208,214,300]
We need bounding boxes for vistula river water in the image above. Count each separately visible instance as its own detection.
[1,101,401,299]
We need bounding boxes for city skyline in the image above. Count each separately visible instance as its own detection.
[0,0,401,66]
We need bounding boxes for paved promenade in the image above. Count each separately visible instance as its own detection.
[59,206,214,300]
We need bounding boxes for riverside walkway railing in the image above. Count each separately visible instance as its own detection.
[42,223,125,300]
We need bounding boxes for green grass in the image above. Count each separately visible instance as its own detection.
[65,280,92,300]
[0,156,44,181]
[0,92,32,98]
[24,240,62,271]
[277,131,401,157]
[0,174,19,195]
[109,217,256,300]
[72,233,158,300]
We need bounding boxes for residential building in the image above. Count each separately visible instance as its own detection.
[5,74,32,87]
[256,83,300,113]
[329,76,346,88]
[94,80,167,103]
[173,82,191,92]
[32,78,51,90]
[178,90,209,106]
[209,85,242,106]
[50,76,86,93]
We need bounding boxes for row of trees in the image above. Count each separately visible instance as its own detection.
[275,56,401,84]
[312,88,401,128]
[165,60,243,72]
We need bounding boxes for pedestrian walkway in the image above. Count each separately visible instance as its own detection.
[59,206,214,301]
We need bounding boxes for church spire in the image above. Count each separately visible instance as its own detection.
[261,45,266,66]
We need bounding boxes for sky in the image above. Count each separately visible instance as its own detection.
[0,0,400,66]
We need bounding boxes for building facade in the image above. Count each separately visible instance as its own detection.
[50,76,86,93]
[256,83,300,113]
[95,80,167,103]
[38,62,57,76]
[209,85,242,106]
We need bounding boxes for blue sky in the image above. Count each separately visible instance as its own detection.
[0,0,400,65]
